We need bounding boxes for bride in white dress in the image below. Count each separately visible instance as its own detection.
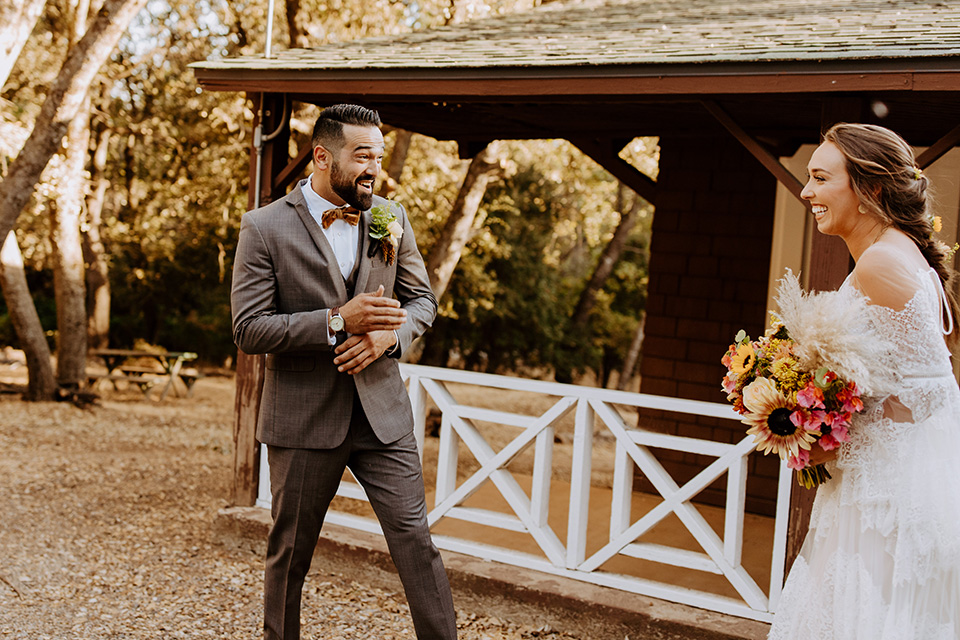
[768,124,960,639]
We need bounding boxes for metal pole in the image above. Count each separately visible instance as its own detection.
[254,0,280,209]
[265,0,276,58]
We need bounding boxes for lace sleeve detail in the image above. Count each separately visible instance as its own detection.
[865,291,955,423]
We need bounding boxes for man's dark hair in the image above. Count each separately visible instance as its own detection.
[312,104,381,151]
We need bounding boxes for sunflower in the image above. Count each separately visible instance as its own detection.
[730,343,757,375]
[741,377,817,461]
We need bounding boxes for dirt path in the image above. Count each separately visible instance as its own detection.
[0,377,579,639]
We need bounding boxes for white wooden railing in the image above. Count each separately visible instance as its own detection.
[256,364,793,622]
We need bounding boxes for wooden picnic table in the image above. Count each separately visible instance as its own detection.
[89,349,199,400]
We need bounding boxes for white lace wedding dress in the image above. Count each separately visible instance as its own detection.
[768,267,960,640]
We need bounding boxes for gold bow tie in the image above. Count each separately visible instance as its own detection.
[321,206,361,229]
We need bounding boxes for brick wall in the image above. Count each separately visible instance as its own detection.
[638,135,780,515]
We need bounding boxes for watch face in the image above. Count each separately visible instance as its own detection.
[330,315,344,332]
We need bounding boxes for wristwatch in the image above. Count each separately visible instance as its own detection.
[329,307,345,333]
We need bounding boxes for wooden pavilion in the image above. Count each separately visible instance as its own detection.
[192,0,960,580]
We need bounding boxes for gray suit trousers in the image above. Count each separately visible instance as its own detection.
[263,399,457,640]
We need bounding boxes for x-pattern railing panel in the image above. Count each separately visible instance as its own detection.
[582,398,767,610]
[420,376,573,566]
[256,364,794,622]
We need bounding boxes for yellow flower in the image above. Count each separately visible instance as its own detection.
[730,343,756,375]
[741,377,817,461]
[771,358,804,391]
[932,216,943,233]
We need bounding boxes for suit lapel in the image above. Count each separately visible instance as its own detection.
[353,208,374,294]
[288,186,348,300]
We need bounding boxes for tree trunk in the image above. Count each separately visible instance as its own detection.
[83,127,111,349]
[0,0,146,398]
[424,141,502,301]
[0,0,150,247]
[50,94,91,387]
[617,315,645,391]
[571,182,644,327]
[0,0,48,87]
[284,0,309,48]
[378,129,413,199]
[0,232,57,400]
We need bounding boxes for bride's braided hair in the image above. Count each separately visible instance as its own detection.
[824,123,959,346]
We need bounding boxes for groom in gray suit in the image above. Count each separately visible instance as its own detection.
[231,104,457,640]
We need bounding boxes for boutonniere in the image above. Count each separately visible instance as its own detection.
[367,203,403,265]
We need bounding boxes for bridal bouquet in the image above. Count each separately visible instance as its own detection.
[721,270,885,489]
[722,322,863,488]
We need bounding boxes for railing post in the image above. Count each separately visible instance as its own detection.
[768,460,794,612]
[408,375,427,461]
[257,443,271,508]
[565,398,595,569]
[530,425,554,528]
[723,455,748,566]
[610,438,632,540]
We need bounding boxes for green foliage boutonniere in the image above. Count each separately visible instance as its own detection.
[367,203,403,265]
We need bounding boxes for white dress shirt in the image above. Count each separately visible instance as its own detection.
[301,176,358,279]
[300,176,400,354]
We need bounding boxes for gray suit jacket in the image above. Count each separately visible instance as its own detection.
[231,185,438,449]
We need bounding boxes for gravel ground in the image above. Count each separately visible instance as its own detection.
[0,377,582,640]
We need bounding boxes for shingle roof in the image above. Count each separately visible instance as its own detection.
[193,0,960,72]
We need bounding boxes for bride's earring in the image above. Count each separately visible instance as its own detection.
[858,204,868,214]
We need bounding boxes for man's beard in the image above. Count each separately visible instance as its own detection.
[330,160,374,210]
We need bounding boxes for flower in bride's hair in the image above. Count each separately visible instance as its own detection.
[931,215,943,233]
[741,377,817,461]
[730,343,757,375]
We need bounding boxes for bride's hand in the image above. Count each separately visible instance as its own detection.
[807,444,839,466]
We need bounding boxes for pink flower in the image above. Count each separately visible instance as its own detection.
[829,422,850,443]
[790,408,824,433]
[721,348,734,368]
[808,409,828,432]
[797,382,825,409]
[818,432,840,450]
[722,374,737,394]
[787,449,811,470]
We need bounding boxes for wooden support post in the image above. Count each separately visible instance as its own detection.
[230,92,290,506]
[782,98,862,574]
[232,349,265,505]
[806,97,862,294]
[259,93,292,205]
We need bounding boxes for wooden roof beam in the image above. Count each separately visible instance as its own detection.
[457,140,495,160]
[702,100,805,202]
[570,138,657,205]
[917,123,960,169]
[274,143,313,193]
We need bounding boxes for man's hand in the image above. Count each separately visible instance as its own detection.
[340,285,406,334]
[333,330,397,375]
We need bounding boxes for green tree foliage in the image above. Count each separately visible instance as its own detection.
[416,139,653,381]
[1,0,656,382]
[2,0,250,361]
